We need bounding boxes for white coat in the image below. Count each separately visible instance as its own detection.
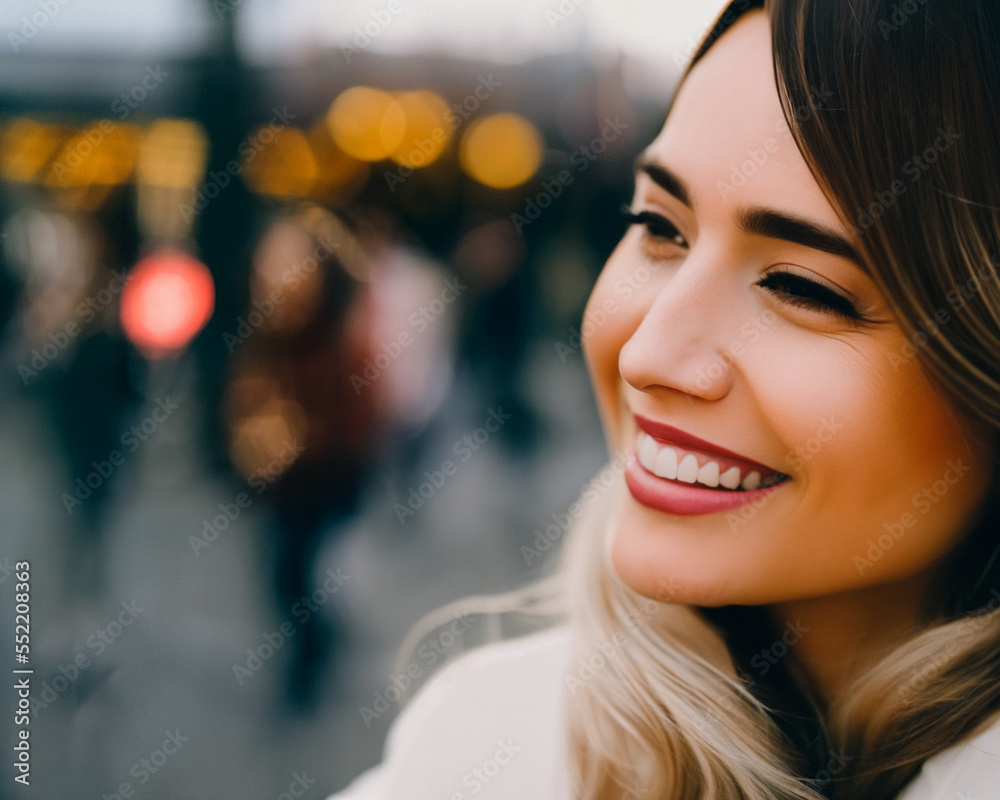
[327,625,1000,800]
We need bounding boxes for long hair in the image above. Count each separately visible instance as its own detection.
[394,1,1000,797]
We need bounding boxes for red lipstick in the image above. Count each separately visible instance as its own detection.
[634,415,779,476]
[625,416,791,516]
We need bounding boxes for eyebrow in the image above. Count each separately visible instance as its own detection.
[634,157,865,270]
[636,157,692,207]
[737,207,864,267]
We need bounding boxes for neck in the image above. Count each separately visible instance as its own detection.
[767,573,932,707]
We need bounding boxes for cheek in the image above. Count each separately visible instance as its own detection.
[851,361,993,576]
[755,335,993,588]
[582,249,660,447]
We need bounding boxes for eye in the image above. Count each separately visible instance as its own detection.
[621,206,688,248]
[756,270,863,323]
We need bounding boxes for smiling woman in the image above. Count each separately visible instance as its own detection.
[327,1,1000,799]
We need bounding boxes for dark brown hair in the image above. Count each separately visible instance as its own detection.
[689,1,1000,796]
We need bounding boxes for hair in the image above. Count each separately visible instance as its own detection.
[393,1,1000,797]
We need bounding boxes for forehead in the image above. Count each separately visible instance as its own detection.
[644,10,842,232]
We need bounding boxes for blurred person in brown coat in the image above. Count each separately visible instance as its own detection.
[223,205,380,709]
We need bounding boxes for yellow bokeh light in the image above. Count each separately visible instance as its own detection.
[389,90,451,169]
[46,121,141,188]
[306,123,369,205]
[136,119,208,189]
[459,113,544,189]
[0,118,72,183]
[241,126,317,198]
[326,87,406,162]
[225,374,308,482]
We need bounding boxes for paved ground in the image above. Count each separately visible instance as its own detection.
[0,341,608,799]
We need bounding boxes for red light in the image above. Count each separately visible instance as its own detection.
[120,250,214,358]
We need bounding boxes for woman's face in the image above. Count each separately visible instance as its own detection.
[584,9,995,607]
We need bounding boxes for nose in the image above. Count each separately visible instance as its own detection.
[618,254,741,402]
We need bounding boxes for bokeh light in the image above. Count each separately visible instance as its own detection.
[45,121,140,187]
[459,112,544,189]
[120,249,215,358]
[45,121,141,210]
[226,374,308,482]
[389,90,452,169]
[135,119,208,189]
[326,86,406,162]
[305,123,370,205]
[241,126,318,198]
[0,118,72,183]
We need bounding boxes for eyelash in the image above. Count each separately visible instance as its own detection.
[622,206,864,324]
[622,208,688,247]
[755,272,862,323]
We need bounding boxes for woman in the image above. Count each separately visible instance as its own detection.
[328,0,1000,797]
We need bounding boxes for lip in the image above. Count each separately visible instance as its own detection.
[633,414,780,477]
[625,452,790,516]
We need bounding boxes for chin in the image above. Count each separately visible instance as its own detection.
[607,513,742,608]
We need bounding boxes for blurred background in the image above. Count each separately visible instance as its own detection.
[0,1,723,796]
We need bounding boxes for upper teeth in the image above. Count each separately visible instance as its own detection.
[637,433,783,491]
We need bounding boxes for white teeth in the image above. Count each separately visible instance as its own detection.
[653,446,678,479]
[636,434,785,492]
[676,454,699,483]
[719,466,742,490]
[639,434,659,470]
[696,460,720,487]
